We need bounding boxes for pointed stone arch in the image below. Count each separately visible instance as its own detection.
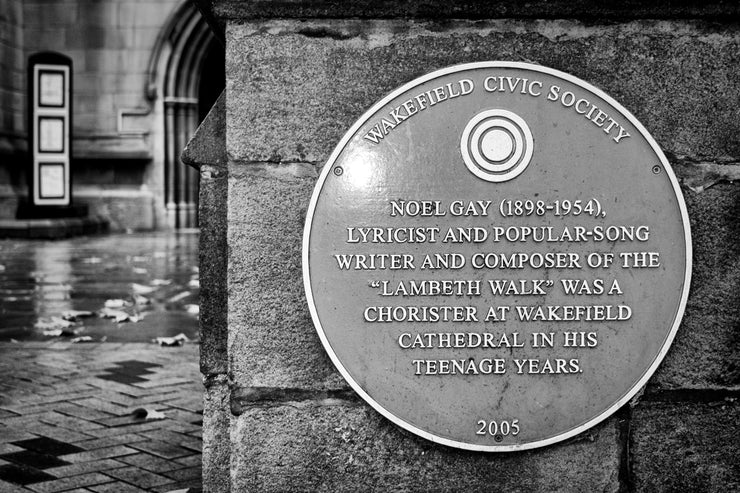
[147,1,223,228]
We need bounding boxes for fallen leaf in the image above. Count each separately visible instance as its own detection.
[81,257,102,264]
[150,279,172,286]
[132,256,149,262]
[71,336,94,343]
[35,317,76,330]
[132,283,156,294]
[184,304,199,315]
[167,291,191,303]
[132,267,148,275]
[41,324,82,337]
[99,307,125,318]
[104,299,127,308]
[99,308,138,323]
[153,333,190,346]
[62,310,94,321]
[133,294,150,306]
[0,265,5,272]
[187,279,200,288]
[132,408,167,420]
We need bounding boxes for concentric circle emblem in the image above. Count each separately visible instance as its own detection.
[460,109,534,182]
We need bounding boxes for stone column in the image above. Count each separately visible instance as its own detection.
[164,100,178,228]
[189,2,740,491]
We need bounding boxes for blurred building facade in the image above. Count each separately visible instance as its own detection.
[0,0,224,230]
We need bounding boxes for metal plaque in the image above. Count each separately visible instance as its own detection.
[303,62,691,451]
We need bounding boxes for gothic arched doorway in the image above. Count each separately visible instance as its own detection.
[147,2,224,228]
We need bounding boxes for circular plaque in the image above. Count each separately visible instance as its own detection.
[303,62,691,451]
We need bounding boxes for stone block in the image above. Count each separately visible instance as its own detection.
[231,401,621,492]
[631,399,739,491]
[22,28,67,49]
[23,1,79,28]
[75,189,155,231]
[651,182,740,389]
[116,1,138,29]
[75,1,117,28]
[227,163,347,390]
[203,378,230,493]
[188,92,229,377]
[129,27,162,49]
[0,0,22,26]
[84,49,150,75]
[199,165,228,375]
[134,1,180,28]
[0,196,19,220]
[226,20,740,165]
[210,0,740,21]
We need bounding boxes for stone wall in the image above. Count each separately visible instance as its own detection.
[21,0,180,157]
[196,2,740,491]
[0,0,26,207]
[0,0,24,143]
[0,0,184,229]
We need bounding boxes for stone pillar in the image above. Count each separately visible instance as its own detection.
[164,100,178,228]
[182,91,229,492]
[189,2,740,491]
[186,103,200,228]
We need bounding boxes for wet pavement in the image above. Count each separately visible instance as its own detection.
[0,342,202,492]
[0,232,203,492]
[0,232,200,342]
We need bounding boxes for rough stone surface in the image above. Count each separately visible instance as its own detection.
[226,20,740,165]
[183,90,230,493]
[185,92,228,377]
[227,164,347,390]
[197,164,228,375]
[188,93,230,492]
[210,0,740,21]
[631,399,740,491]
[651,181,740,389]
[224,15,740,396]
[231,401,620,492]
[202,378,230,493]
[216,9,740,493]
[182,91,227,171]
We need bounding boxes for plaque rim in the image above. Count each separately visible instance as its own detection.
[302,61,692,452]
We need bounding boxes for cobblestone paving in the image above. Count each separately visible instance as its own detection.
[0,233,202,491]
[0,342,202,492]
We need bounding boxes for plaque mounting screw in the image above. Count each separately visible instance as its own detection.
[652,165,661,174]
[334,166,343,176]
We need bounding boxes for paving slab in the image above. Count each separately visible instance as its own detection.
[0,343,202,492]
[0,199,204,493]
